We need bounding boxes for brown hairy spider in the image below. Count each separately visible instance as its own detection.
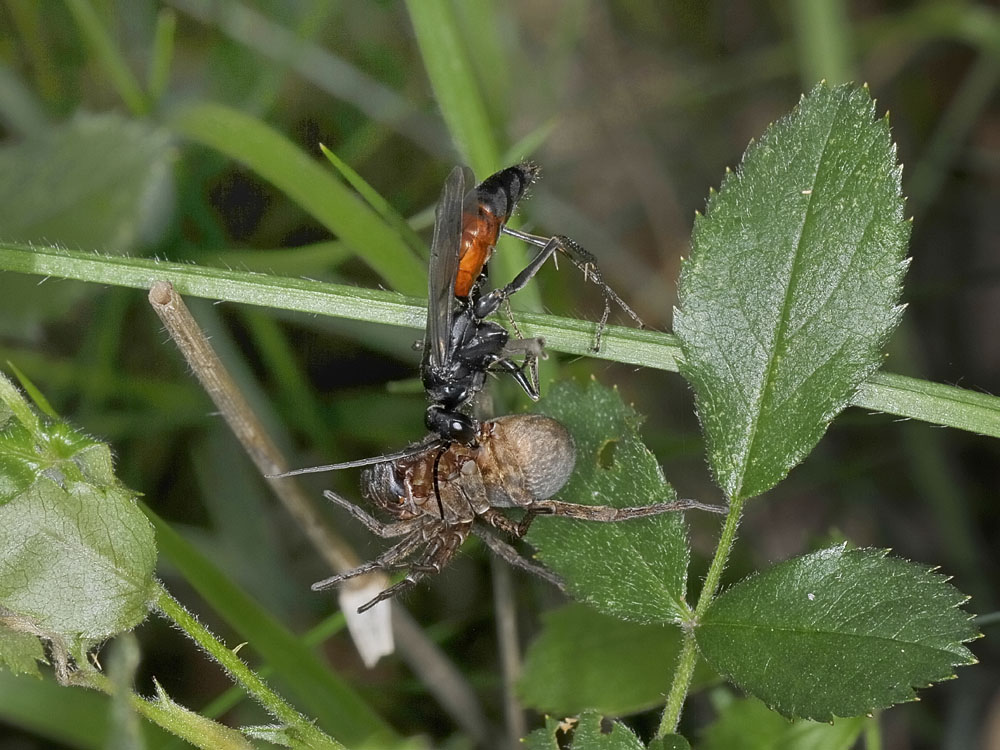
[314,413,724,612]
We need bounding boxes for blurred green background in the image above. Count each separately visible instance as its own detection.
[0,1,997,748]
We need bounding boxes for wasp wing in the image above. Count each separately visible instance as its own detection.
[425,165,473,370]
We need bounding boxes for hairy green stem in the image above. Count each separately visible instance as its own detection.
[154,585,344,749]
[2,242,1000,437]
[658,497,745,735]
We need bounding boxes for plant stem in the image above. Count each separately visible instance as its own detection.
[659,632,699,735]
[3,242,999,437]
[657,496,745,735]
[153,584,344,749]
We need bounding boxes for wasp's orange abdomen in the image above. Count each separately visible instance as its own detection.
[455,204,503,298]
[452,163,540,300]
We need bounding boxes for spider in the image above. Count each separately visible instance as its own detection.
[313,413,724,612]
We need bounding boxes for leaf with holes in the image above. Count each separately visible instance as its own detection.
[674,83,910,502]
[524,712,644,750]
[527,381,694,623]
[696,546,978,720]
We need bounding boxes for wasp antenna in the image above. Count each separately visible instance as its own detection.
[266,438,443,478]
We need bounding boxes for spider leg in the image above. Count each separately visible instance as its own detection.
[531,498,727,521]
[322,489,420,537]
[356,575,419,614]
[474,524,566,591]
[354,525,471,613]
[310,532,425,591]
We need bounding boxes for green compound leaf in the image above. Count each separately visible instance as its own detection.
[674,83,910,501]
[0,374,156,653]
[524,712,644,750]
[701,697,864,750]
[519,603,689,716]
[696,546,979,720]
[527,381,692,624]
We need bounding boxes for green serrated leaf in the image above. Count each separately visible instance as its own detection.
[700,696,864,750]
[527,381,692,623]
[696,546,979,720]
[674,83,910,501]
[524,716,568,750]
[569,711,645,750]
[519,603,686,715]
[0,374,156,646]
[0,623,46,677]
[0,478,156,641]
[0,375,115,504]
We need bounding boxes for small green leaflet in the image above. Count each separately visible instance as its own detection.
[523,712,644,750]
[696,546,979,720]
[0,625,46,678]
[0,373,156,658]
[527,381,693,623]
[674,83,910,501]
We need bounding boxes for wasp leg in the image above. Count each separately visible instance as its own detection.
[474,524,566,591]
[530,498,728,520]
[472,236,562,319]
[501,228,646,352]
[311,533,425,591]
[494,336,545,399]
[487,354,541,401]
[322,490,421,538]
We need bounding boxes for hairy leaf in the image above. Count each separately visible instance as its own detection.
[528,381,693,623]
[696,546,978,720]
[674,83,910,501]
[524,712,644,750]
[0,624,45,678]
[0,375,156,651]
